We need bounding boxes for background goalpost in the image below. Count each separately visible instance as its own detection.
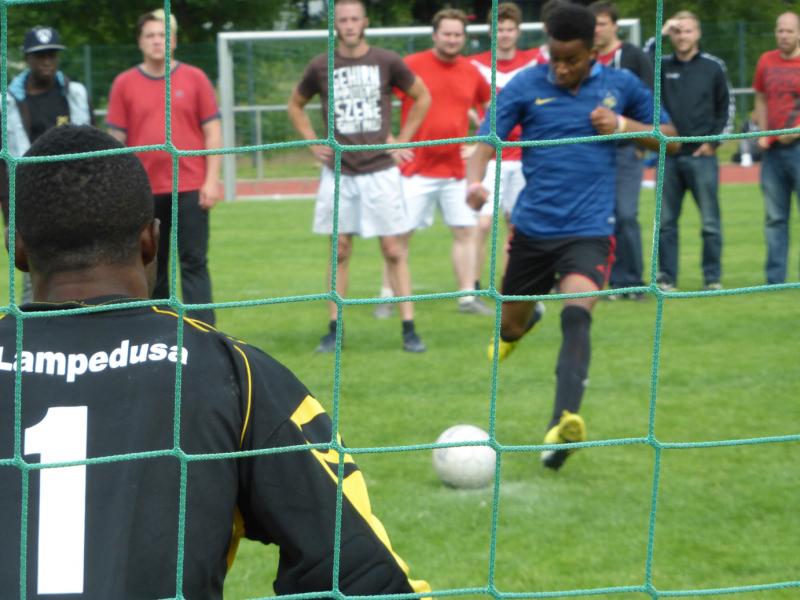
[216,19,642,201]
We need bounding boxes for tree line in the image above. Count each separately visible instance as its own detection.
[6,0,798,48]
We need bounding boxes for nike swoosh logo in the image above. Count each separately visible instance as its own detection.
[535,97,556,106]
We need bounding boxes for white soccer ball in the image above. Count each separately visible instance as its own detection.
[432,424,496,489]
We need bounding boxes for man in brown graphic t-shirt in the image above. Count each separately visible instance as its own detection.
[288,0,431,353]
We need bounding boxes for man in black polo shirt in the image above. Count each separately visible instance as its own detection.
[653,11,733,291]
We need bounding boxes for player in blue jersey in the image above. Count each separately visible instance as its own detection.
[466,3,678,471]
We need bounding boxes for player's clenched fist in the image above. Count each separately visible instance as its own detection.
[590,106,619,136]
[466,181,489,211]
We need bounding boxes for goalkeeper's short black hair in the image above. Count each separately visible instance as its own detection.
[15,125,154,275]
[546,3,597,50]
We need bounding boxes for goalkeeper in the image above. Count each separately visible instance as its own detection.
[0,125,429,599]
[466,4,677,470]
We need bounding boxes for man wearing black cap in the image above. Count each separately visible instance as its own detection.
[7,26,93,157]
[4,25,94,303]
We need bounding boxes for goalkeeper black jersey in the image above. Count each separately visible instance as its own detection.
[0,297,428,599]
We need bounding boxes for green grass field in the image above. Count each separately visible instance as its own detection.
[3,183,797,599]
[212,183,799,599]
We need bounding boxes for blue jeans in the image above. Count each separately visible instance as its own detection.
[658,154,722,286]
[610,144,645,288]
[760,142,800,284]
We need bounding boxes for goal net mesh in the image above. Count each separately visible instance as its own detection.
[1,0,798,599]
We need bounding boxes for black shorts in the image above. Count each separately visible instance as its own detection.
[502,232,615,296]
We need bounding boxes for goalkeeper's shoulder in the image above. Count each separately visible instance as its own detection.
[153,310,309,404]
[202,324,299,379]
[213,328,315,411]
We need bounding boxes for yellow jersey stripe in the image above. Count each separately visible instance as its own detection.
[289,396,431,595]
[225,508,246,571]
[233,345,253,448]
[290,394,327,428]
[150,306,215,333]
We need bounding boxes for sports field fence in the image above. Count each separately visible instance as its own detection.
[0,16,787,183]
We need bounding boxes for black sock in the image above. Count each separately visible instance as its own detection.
[401,320,415,335]
[328,320,337,334]
[475,279,482,290]
[550,306,592,428]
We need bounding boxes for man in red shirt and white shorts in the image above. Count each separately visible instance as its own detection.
[107,9,221,325]
[392,9,493,315]
[469,2,542,291]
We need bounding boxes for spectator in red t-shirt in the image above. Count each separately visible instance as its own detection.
[753,11,800,284]
[107,9,221,325]
[469,2,542,293]
[376,9,493,316]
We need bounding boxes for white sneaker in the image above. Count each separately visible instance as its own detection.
[373,303,394,319]
[458,297,494,315]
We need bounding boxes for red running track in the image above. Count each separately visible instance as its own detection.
[235,164,761,200]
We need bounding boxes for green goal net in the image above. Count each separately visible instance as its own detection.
[2,0,799,599]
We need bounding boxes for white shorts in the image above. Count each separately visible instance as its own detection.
[480,160,526,217]
[313,166,410,239]
[403,175,478,230]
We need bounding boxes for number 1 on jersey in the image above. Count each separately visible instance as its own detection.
[25,406,87,594]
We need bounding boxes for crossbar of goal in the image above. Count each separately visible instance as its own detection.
[217,20,641,200]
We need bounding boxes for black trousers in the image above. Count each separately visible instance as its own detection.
[153,190,215,325]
